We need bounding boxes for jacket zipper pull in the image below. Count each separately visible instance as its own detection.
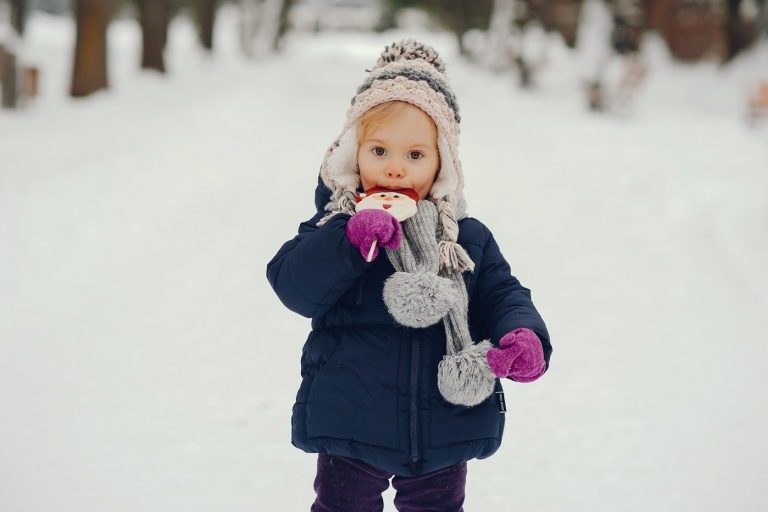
[410,457,422,475]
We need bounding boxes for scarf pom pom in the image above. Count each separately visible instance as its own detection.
[383,271,457,328]
[437,341,496,406]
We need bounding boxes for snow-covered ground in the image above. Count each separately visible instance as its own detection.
[2,4,768,511]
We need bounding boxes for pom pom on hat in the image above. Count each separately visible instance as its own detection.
[375,40,446,73]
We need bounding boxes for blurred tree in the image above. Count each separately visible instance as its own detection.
[34,0,71,14]
[241,0,294,56]
[645,0,723,61]
[645,0,763,62]
[428,0,493,53]
[10,0,28,35]
[520,0,585,48]
[70,0,114,97]
[378,0,422,30]
[723,0,758,61]
[194,0,221,50]
[383,0,591,54]
[485,0,546,87]
[274,0,294,47]
[135,0,174,72]
[241,0,258,52]
[1,45,18,108]
[381,0,493,53]
[607,0,644,54]
[447,0,495,52]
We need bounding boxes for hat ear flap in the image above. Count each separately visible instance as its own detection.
[322,127,360,191]
[430,133,459,200]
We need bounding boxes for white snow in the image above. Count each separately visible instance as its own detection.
[2,5,768,511]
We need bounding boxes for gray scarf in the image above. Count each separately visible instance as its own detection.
[383,200,496,407]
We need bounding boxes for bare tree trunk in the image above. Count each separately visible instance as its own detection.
[761,0,768,39]
[521,0,584,48]
[137,0,173,72]
[195,0,217,51]
[609,0,645,54]
[484,0,517,71]
[240,0,259,56]
[10,0,28,36]
[1,48,17,109]
[260,0,284,52]
[70,0,112,98]
[724,0,746,62]
[240,0,292,57]
[274,0,294,50]
[423,0,494,55]
[455,1,479,55]
[489,0,514,35]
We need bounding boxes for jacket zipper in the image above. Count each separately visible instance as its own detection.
[409,338,421,475]
[355,272,365,305]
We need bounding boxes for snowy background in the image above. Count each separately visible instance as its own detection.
[2,3,768,511]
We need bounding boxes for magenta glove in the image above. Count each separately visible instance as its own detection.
[345,209,402,261]
[486,328,546,382]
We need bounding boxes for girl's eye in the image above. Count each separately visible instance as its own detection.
[408,151,423,160]
[372,147,386,156]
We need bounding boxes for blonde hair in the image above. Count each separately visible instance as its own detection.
[355,100,441,182]
[356,101,413,148]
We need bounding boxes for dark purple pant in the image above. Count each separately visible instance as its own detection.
[311,454,466,512]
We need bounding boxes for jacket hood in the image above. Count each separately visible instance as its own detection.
[314,174,333,213]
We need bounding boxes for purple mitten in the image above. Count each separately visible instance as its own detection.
[345,209,402,261]
[486,328,546,382]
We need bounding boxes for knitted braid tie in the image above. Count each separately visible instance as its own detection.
[384,201,496,407]
[435,197,474,274]
[317,187,357,226]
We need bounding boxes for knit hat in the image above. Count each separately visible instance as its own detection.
[319,40,496,407]
[321,39,463,203]
[319,39,473,274]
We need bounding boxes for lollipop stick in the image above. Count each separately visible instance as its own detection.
[366,239,378,262]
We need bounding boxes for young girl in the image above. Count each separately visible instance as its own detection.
[267,40,551,512]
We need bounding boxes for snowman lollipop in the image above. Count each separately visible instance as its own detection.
[355,187,419,262]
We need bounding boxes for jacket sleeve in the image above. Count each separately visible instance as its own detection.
[468,223,552,368]
[266,212,370,318]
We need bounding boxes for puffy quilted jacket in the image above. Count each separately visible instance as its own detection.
[266,178,551,476]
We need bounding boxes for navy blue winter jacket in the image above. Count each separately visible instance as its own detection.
[266,178,551,476]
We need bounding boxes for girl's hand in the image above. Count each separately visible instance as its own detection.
[486,328,546,382]
[345,209,402,261]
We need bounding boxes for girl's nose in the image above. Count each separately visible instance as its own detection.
[386,166,404,179]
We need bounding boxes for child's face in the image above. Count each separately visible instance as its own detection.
[357,104,439,200]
